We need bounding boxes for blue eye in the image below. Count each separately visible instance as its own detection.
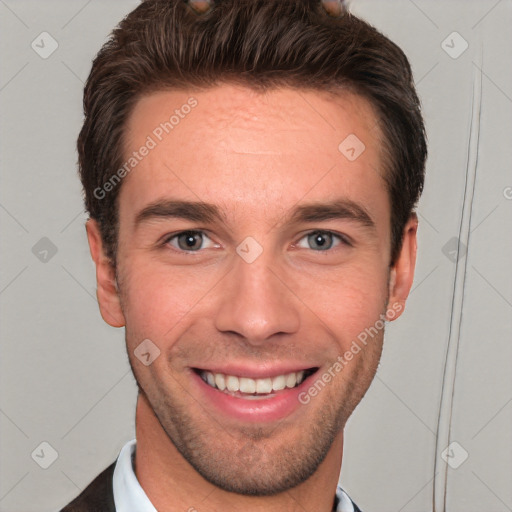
[296,231,348,251]
[165,230,217,252]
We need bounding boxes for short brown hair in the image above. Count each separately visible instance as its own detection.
[78,0,427,267]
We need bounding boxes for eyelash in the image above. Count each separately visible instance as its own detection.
[294,230,352,251]
[161,229,352,253]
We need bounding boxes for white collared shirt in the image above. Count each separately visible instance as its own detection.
[113,439,357,512]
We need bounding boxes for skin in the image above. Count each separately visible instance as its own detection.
[86,84,418,512]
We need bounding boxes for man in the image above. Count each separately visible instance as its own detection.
[61,0,426,510]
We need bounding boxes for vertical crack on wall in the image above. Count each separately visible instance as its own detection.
[432,52,483,512]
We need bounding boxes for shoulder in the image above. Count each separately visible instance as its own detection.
[60,462,116,512]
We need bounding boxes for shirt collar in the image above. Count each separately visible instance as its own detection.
[113,439,356,512]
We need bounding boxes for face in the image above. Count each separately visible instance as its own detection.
[88,84,417,495]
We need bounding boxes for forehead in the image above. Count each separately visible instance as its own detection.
[120,84,386,226]
[125,84,381,152]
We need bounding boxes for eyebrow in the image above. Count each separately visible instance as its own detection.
[288,199,376,230]
[135,200,226,227]
[134,198,376,231]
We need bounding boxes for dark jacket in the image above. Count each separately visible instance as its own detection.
[60,463,116,512]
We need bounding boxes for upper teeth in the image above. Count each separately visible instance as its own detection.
[200,370,307,394]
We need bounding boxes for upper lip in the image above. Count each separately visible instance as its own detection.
[192,363,319,379]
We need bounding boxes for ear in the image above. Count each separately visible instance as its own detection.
[86,219,126,328]
[386,214,418,321]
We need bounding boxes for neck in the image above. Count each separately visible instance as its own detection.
[134,393,344,512]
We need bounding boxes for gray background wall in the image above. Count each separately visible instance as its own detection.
[1,1,511,511]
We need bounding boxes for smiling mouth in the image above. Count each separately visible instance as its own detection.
[193,368,318,400]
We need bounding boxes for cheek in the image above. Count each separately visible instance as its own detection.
[117,240,389,353]
[292,261,389,347]
[117,253,221,343]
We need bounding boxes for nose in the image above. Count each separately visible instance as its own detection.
[214,252,301,345]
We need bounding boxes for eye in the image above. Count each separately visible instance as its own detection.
[164,230,218,252]
[295,230,350,251]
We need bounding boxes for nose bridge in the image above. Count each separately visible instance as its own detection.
[214,248,300,343]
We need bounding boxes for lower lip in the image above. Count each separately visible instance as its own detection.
[189,369,317,423]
